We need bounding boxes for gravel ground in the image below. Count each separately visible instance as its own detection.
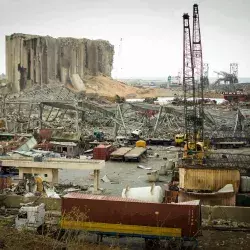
[59,146,177,196]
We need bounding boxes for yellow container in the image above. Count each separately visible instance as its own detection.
[136,140,146,148]
[179,167,240,192]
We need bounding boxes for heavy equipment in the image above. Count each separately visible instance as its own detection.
[174,133,185,146]
[182,4,206,160]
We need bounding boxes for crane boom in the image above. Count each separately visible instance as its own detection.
[192,3,204,140]
[182,5,207,161]
[183,13,197,145]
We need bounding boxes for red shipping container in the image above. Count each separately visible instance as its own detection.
[93,144,115,161]
[0,176,12,190]
[61,193,201,238]
[39,129,53,141]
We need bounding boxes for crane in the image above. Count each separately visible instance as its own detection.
[183,13,196,144]
[174,13,194,147]
[192,3,204,141]
[182,5,205,160]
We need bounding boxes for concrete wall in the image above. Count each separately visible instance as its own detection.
[0,195,61,211]
[202,205,250,223]
[6,33,114,92]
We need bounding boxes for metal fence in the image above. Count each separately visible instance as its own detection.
[181,152,250,171]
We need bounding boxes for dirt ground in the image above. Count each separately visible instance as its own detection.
[81,75,224,99]
[1,223,250,250]
[85,76,180,98]
[198,230,250,249]
[59,146,250,195]
[79,230,250,249]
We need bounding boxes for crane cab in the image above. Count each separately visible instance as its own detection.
[183,141,205,160]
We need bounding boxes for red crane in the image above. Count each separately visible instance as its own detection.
[183,13,197,144]
[192,3,204,140]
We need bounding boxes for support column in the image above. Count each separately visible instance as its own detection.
[61,109,68,119]
[39,103,43,129]
[46,107,54,121]
[93,169,100,192]
[52,169,59,185]
[75,109,79,132]
[27,104,33,130]
[97,169,100,190]
[18,168,24,180]
[113,105,120,138]
[118,104,126,136]
[153,106,163,137]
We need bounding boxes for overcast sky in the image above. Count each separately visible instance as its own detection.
[0,0,249,78]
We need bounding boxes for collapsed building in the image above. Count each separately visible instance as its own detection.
[5,33,114,92]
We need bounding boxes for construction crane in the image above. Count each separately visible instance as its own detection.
[182,5,205,160]
[182,13,197,146]
[174,14,193,147]
[192,3,204,140]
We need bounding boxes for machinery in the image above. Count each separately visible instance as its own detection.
[174,133,185,146]
[93,131,104,141]
[131,129,142,139]
[182,4,206,160]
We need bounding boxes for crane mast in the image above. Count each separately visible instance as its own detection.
[183,13,197,146]
[192,3,204,140]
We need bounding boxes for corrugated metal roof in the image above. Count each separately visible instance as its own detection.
[63,193,201,206]
[175,200,200,205]
[51,141,77,146]
[63,193,151,203]
[17,137,37,152]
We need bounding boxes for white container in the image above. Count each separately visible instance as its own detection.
[147,170,159,182]
[122,185,163,203]
[240,176,250,192]
[159,165,167,175]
